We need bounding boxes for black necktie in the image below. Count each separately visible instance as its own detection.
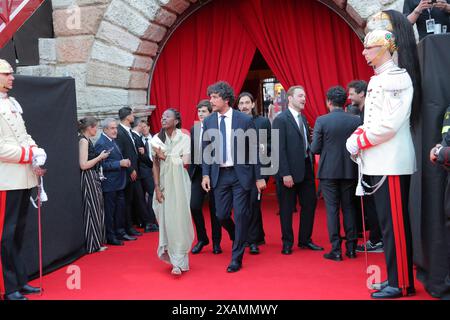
[298,114,308,157]
[144,137,149,154]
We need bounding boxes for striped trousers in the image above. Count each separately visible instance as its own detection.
[369,175,414,294]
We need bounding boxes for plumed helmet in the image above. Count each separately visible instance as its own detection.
[366,11,394,33]
[0,59,13,74]
[364,29,397,53]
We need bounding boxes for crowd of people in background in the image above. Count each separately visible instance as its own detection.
[66,4,450,299]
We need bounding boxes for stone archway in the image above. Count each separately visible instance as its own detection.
[16,0,404,120]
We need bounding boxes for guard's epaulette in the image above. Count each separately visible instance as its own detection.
[382,68,412,92]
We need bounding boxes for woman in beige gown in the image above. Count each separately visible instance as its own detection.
[151,108,194,275]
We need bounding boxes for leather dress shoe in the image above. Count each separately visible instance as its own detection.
[227,261,242,273]
[345,251,357,259]
[249,244,260,255]
[128,228,142,236]
[281,245,292,255]
[119,234,137,241]
[20,284,41,295]
[191,241,209,254]
[371,280,389,291]
[107,239,124,246]
[298,242,324,251]
[371,286,402,299]
[213,243,223,254]
[323,252,343,261]
[144,224,159,233]
[4,291,27,300]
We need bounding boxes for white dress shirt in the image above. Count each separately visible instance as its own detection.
[102,132,113,142]
[288,107,308,158]
[217,108,234,167]
[142,134,153,161]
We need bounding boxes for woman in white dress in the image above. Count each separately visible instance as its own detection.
[151,108,194,275]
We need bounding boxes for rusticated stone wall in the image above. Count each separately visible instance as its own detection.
[16,0,405,120]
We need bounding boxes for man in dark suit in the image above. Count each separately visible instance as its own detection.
[311,86,361,261]
[237,92,272,254]
[131,119,158,233]
[272,85,323,255]
[136,119,159,232]
[201,81,266,272]
[190,100,234,255]
[115,107,146,238]
[94,118,132,245]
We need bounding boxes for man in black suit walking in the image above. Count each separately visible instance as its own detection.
[311,86,361,261]
[272,85,323,255]
[190,100,234,255]
[201,81,266,272]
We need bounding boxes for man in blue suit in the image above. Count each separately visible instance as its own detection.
[95,118,131,246]
[201,81,266,272]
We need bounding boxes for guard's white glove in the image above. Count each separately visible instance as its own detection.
[346,134,359,155]
[32,147,47,166]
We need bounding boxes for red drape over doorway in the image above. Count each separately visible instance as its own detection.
[149,0,373,131]
[235,0,373,123]
[149,0,256,132]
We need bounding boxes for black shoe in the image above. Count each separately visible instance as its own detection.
[191,241,209,254]
[119,234,137,241]
[4,291,27,300]
[212,243,223,254]
[107,239,124,246]
[249,244,260,255]
[227,261,242,273]
[345,251,357,259]
[20,284,41,295]
[323,252,343,261]
[144,224,159,233]
[127,228,142,236]
[299,242,324,251]
[371,280,389,291]
[281,245,292,255]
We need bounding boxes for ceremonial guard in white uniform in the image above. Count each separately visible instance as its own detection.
[346,29,417,299]
[0,59,47,300]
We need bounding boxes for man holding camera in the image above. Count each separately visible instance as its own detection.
[0,59,47,300]
[404,0,450,40]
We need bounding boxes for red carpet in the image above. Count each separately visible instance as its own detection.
[28,193,434,300]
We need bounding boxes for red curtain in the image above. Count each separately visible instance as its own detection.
[149,0,373,130]
[235,0,372,124]
[149,0,256,132]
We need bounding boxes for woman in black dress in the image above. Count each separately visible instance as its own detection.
[78,117,110,253]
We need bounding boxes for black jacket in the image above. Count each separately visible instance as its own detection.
[133,133,153,179]
[310,108,362,179]
[272,109,313,183]
[116,124,140,182]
